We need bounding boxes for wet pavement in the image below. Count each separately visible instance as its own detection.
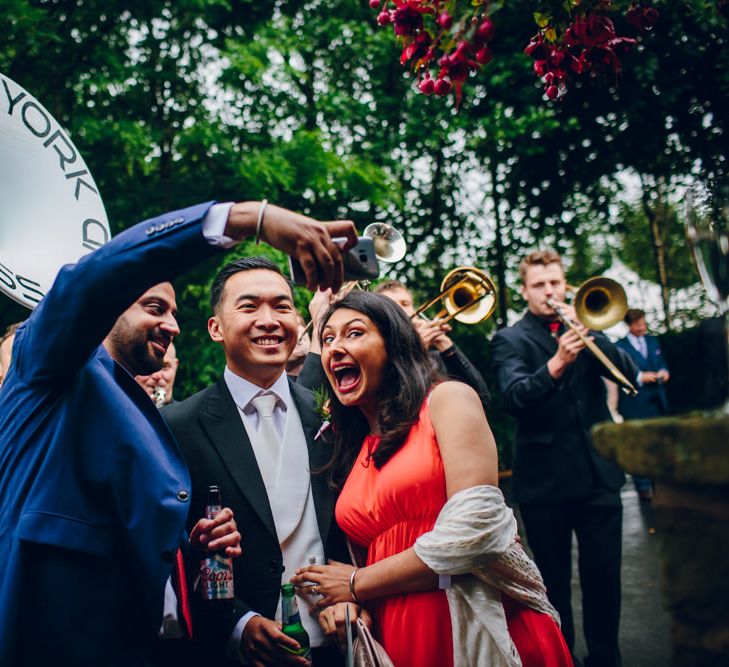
[571,484,673,666]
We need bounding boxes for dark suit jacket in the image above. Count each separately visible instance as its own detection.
[491,311,637,505]
[0,202,219,666]
[616,335,669,419]
[162,376,347,663]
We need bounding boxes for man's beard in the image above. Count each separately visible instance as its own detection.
[109,320,166,376]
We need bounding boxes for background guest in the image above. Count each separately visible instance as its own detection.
[615,308,670,501]
[136,342,180,405]
[286,312,312,380]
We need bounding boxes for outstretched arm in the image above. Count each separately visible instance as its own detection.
[13,201,356,386]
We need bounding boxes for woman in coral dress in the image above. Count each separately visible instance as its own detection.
[292,292,572,667]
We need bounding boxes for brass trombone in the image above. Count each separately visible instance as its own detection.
[547,276,638,396]
[412,266,497,325]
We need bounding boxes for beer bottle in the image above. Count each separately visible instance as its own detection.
[280,583,312,659]
[198,485,234,610]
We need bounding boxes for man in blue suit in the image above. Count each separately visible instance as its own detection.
[0,199,356,667]
[616,308,670,500]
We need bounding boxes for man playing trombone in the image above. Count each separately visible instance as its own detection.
[491,250,637,667]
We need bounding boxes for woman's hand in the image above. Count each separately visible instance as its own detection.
[291,560,356,612]
[318,603,372,652]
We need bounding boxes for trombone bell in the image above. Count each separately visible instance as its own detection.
[412,267,496,325]
[441,267,497,324]
[363,223,406,263]
[573,277,628,331]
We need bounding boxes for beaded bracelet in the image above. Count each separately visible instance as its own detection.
[255,199,268,245]
[349,567,360,604]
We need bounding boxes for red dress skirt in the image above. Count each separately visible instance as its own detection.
[335,401,572,667]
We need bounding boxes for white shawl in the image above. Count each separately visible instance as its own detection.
[414,485,559,667]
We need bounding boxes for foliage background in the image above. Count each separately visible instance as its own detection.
[2,0,726,463]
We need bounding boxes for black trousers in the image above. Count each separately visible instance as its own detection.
[520,499,623,667]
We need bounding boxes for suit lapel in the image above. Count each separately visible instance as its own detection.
[521,311,558,357]
[199,379,278,542]
[620,338,646,370]
[289,380,336,547]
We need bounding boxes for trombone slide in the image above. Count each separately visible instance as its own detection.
[547,300,638,396]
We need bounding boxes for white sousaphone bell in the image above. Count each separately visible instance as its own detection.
[0,73,111,310]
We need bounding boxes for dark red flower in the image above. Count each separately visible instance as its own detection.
[434,77,452,95]
[392,1,430,36]
[419,76,435,95]
[400,31,431,64]
[476,46,493,65]
[572,15,616,48]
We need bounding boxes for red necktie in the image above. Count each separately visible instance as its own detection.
[548,322,560,337]
[173,548,193,638]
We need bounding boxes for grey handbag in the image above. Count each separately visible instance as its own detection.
[352,617,395,667]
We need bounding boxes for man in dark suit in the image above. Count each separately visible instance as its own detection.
[0,200,356,667]
[163,257,349,666]
[491,250,637,667]
[615,308,670,500]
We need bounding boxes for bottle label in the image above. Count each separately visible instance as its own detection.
[281,594,302,626]
[200,553,234,600]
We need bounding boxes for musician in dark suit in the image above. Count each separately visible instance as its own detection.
[615,308,669,500]
[491,250,637,667]
[0,200,356,667]
[163,257,349,666]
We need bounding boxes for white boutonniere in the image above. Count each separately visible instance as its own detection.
[314,420,331,441]
[313,387,332,441]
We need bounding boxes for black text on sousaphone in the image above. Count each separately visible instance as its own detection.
[0,73,111,309]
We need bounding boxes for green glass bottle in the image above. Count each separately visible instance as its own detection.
[280,583,312,659]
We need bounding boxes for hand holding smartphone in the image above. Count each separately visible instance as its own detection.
[289,237,380,285]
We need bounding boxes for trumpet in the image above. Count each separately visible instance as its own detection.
[547,276,637,396]
[412,266,497,325]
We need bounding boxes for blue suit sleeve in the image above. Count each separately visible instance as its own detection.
[12,201,218,385]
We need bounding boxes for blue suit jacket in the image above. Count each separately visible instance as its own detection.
[616,335,669,419]
[0,201,219,666]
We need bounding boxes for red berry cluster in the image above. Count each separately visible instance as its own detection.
[524,3,656,100]
[369,0,495,105]
[371,1,661,104]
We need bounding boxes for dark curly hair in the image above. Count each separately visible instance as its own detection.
[317,291,437,490]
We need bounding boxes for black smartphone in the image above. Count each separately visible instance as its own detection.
[288,237,380,285]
